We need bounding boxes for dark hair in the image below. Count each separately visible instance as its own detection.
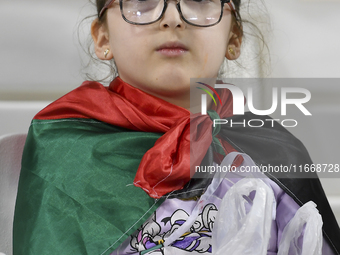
[79,0,270,82]
[96,0,108,21]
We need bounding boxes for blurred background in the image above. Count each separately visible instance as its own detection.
[0,0,339,240]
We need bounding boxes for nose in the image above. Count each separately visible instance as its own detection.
[159,0,185,30]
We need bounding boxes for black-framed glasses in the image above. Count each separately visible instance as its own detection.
[99,0,237,27]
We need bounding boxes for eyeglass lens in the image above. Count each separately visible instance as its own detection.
[122,0,223,26]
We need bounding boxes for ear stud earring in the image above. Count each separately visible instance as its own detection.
[228,48,235,56]
[104,49,110,58]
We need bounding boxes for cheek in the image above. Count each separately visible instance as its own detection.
[109,27,152,69]
[109,35,136,71]
[196,34,228,74]
[110,30,130,56]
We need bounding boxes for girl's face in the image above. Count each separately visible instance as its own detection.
[92,1,242,109]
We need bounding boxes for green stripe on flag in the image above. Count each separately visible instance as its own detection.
[13,118,164,255]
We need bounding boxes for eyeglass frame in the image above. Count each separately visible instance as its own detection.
[98,0,238,27]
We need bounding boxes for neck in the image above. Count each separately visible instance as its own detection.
[151,92,190,111]
[115,76,214,113]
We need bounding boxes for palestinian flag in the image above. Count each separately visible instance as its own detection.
[13,79,169,254]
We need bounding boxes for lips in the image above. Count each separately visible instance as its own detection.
[156,42,188,57]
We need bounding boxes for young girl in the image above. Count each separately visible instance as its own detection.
[13,0,340,254]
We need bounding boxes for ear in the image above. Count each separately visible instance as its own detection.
[91,19,113,60]
[225,22,243,60]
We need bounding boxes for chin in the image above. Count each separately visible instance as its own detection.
[150,76,191,97]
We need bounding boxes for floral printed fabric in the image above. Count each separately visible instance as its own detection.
[111,175,280,255]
